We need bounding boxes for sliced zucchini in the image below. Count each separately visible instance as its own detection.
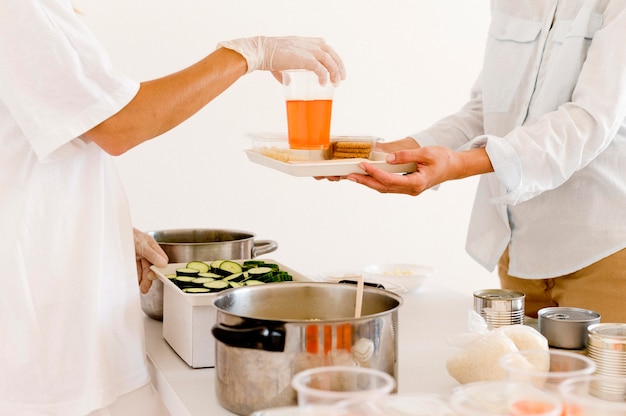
[186,261,210,273]
[244,280,265,286]
[182,287,211,294]
[174,275,197,288]
[209,260,225,271]
[242,260,265,270]
[191,277,215,285]
[176,267,200,277]
[261,263,280,272]
[203,280,230,292]
[273,271,293,282]
[228,281,243,289]
[198,272,222,279]
[223,272,246,282]
[247,266,274,282]
[218,260,243,276]
[165,273,177,280]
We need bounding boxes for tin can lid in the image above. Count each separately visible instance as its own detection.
[538,307,601,323]
[588,323,626,339]
[473,289,525,300]
[587,323,626,352]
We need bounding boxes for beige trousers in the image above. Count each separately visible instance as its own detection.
[498,247,626,322]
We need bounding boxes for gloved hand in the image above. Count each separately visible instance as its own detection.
[217,36,346,86]
[133,228,169,294]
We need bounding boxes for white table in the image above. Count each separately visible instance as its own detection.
[144,282,473,415]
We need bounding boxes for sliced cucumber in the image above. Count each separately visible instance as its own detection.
[210,260,225,271]
[247,266,274,278]
[218,260,243,276]
[223,272,246,282]
[191,277,215,285]
[170,259,292,293]
[274,271,293,282]
[174,275,197,288]
[176,267,200,277]
[186,261,210,274]
[203,280,230,292]
[198,272,222,279]
[182,287,211,294]
[242,260,265,270]
[261,263,280,272]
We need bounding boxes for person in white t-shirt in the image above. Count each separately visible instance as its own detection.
[340,1,626,322]
[0,1,345,415]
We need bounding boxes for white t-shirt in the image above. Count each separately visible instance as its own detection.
[1,1,147,415]
[412,1,626,277]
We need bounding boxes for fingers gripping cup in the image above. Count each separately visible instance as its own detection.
[282,70,334,150]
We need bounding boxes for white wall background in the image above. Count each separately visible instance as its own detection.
[77,0,499,296]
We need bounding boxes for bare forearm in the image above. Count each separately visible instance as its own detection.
[454,147,493,179]
[85,47,247,155]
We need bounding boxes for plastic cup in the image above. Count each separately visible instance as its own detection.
[450,381,563,416]
[281,70,334,150]
[250,405,334,416]
[558,375,626,415]
[332,394,454,416]
[499,349,596,392]
[291,366,395,408]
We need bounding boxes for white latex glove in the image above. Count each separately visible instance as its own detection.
[133,228,169,294]
[217,36,346,85]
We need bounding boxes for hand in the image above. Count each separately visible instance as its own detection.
[217,36,346,85]
[133,228,169,294]
[346,146,465,196]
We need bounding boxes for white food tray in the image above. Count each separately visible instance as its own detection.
[245,149,416,177]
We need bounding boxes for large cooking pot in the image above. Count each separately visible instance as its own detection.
[211,282,402,416]
[140,228,278,320]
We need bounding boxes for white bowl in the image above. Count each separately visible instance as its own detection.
[363,263,433,293]
[314,271,408,294]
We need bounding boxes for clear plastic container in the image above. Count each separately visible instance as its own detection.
[450,381,563,416]
[499,349,596,392]
[291,366,395,407]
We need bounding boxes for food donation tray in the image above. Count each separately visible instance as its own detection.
[245,150,416,177]
[245,133,416,177]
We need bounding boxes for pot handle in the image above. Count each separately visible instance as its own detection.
[212,323,286,352]
[252,240,278,257]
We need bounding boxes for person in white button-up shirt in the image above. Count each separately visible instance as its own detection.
[347,1,626,322]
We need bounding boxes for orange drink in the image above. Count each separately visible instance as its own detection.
[285,99,332,149]
[282,70,334,150]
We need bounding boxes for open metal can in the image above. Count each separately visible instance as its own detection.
[538,307,600,349]
[473,289,525,329]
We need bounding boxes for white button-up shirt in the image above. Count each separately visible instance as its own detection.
[412,1,626,278]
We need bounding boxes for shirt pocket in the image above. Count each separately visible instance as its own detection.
[482,11,542,113]
[552,6,602,43]
[531,8,602,116]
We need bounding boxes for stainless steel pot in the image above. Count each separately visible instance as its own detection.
[211,282,402,416]
[140,228,278,320]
